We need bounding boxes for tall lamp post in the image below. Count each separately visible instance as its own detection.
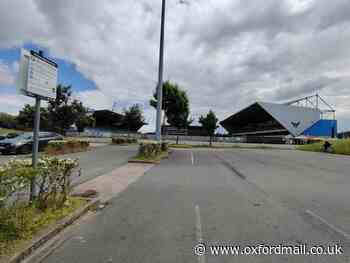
[156,0,166,141]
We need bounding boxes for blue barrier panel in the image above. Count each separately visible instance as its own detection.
[303,120,337,137]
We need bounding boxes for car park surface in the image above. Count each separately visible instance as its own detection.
[0,144,138,186]
[42,148,350,263]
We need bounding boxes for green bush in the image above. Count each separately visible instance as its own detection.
[0,203,35,241]
[0,157,80,257]
[0,160,36,207]
[138,143,165,159]
[36,157,79,210]
[0,157,78,210]
[161,142,169,152]
[112,137,137,145]
[0,197,85,256]
[45,140,89,155]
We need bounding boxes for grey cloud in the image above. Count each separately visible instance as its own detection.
[180,0,315,52]
[1,0,350,131]
[315,0,350,30]
[273,76,340,101]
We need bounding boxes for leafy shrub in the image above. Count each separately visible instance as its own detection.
[112,137,137,145]
[36,157,79,210]
[0,160,36,207]
[138,143,164,158]
[0,203,35,242]
[0,157,78,210]
[161,142,169,152]
[0,197,85,256]
[0,157,80,256]
[45,140,89,155]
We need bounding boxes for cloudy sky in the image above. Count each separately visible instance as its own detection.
[0,0,350,132]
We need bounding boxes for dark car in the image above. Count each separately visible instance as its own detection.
[0,132,63,155]
[0,132,20,141]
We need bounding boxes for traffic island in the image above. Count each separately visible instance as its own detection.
[111,137,138,146]
[44,139,90,155]
[128,142,169,164]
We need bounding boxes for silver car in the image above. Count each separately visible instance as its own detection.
[0,132,63,155]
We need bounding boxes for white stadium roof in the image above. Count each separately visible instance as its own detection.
[221,102,322,137]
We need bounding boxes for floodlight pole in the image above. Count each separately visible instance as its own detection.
[156,0,166,142]
[30,50,43,201]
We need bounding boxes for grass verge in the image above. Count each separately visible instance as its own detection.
[297,139,350,155]
[169,144,276,150]
[0,197,87,261]
[169,144,193,149]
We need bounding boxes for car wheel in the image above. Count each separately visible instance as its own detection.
[19,145,31,154]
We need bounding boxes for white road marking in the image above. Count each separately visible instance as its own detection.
[306,209,350,240]
[195,205,206,263]
[195,205,203,242]
[191,152,194,165]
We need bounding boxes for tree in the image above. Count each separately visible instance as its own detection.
[150,81,175,115]
[76,115,95,133]
[17,84,93,134]
[72,100,95,133]
[122,104,145,134]
[17,104,50,130]
[0,113,17,129]
[199,110,219,147]
[150,81,192,143]
[48,85,82,135]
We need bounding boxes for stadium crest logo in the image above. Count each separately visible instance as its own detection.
[291,121,300,128]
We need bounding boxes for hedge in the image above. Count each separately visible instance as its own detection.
[0,157,79,257]
[0,157,78,209]
[45,140,90,155]
[112,137,138,145]
[138,142,168,159]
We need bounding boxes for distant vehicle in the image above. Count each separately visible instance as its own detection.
[0,132,63,155]
[6,132,20,139]
[0,132,21,141]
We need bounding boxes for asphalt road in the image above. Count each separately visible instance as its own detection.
[0,145,138,185]
[67,145,138,186]
[42,148,349,262]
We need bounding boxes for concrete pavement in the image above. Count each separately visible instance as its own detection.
[40,149,349,263]
[67,145,138,186]
[73,163,154,203]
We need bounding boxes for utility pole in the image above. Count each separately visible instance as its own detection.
[156,0,166,141]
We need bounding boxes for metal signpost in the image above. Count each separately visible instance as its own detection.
[17,49,58,200]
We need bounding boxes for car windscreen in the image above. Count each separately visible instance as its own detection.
[16,134,32,140]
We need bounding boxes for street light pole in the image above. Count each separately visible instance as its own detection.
[156,0,166,142]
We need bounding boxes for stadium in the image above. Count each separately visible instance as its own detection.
[220,94,337,144]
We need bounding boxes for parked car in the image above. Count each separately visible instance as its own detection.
[0,132,20,141]
[6,132,21,139]
[0,132,63,155]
